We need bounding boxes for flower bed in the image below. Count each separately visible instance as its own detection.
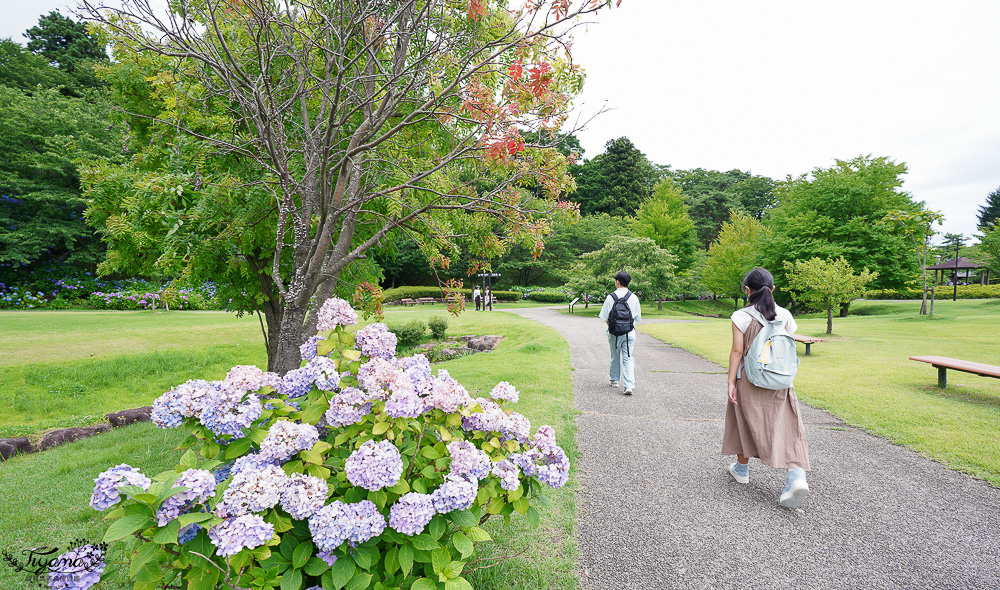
[85,298,568,590]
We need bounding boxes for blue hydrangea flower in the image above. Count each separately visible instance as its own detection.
[325,387,372,428]
[385,380,426,418]
[178,523,201,544]
[431,475,477,513]
[279,364,318,398]
[490,381,519,403]
[218,465,288,517]
[317,551,338,566]
[388,492,436,536]
[308,356,341,391]
[446,440,491,481]
[156,469,216,526]
[491,459,521,491]
[316,297,358,330]
[198,392,263,438]
[47,543,104,590]
[308,500,386,551]
[259,420,319,463]
[354,323,397,360]
[345,440,403,491]
[398,354,433,389]
[280,474,328,520]
[299,335,326,362]
[151,379,220,429]
[229,452,279,478]
[536,445,570,489]
[208,514,275,557]
[90,464,151,510]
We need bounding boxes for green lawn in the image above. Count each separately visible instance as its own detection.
[0,309,578,590]
[640,299,1000,486]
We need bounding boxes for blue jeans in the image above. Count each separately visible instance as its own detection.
[607,330,636,389]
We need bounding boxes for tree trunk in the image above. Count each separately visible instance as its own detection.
[271,303,309,375]
[733,297,739,311]
[826,305,833,335]
[657,299,663,311]
[919,264,928,315]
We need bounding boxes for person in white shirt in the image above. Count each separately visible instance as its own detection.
[598,271,642,395]
[473,286,482,311]
[722,267,811,509]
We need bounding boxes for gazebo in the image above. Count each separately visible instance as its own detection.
[926,257,991,286]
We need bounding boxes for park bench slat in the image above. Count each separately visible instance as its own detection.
[791,334,825,356]
[909,356,1000,378]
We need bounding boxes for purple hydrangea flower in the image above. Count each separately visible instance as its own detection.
[259,420,319,463]
[345,440,403,491]
[446,440,491,481]
[490,381,519,403]
[208,514,275,557]
[308,500,386,551]
[358,357,405,399]
[218,465,288,517]
[536,445,570,489]
[509,448,542,478]
[426,370,472,413]
[316,297,358,330]
[532,425,557,451]
[462,397,505,433]
[308,356,341,391]
[178,524,201,544]
[222,365,280,396]
[280,474,329,520]
[388,492,436,536]
[151,379,220,429]
[279,365,317,399]
[90,464,151,510]
[354,323,397,360]
[198,392,263,438]
[229,452,280,478]
[156,469,217,526]
[317,551,338,566]
[47,543,105,590]
[299,334,326,362]
[398,354,433,389]
[385,380,426,418]
[431,475,477,513]
[325,387,372,428]
[491,459,521,491]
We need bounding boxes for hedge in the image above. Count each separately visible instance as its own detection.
[382,286,521,303]
[865,284,1000,300]
[527,291,568,303]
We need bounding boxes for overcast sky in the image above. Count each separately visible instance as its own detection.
[5,0,999,243]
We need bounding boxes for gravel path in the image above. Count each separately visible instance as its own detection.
[502,306,1000,590]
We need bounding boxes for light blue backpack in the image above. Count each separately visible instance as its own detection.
[739,307,799,390]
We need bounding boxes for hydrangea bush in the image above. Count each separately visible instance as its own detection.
[89,297,569,590]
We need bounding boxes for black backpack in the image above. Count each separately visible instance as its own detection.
[608,290,635,336]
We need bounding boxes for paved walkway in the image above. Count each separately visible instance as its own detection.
[503,306,1000,590]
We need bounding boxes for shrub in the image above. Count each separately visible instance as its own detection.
[527,291,568,303]
[388,319,428,346]
[865,284,1000,300]
[428,316,448,340]
[383,286,521,303]
[86,300,568,590]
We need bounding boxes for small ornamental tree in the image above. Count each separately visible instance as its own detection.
[702,210,770,310]
[563,235,678,309]
[783,257,877,334]
[883,209,944,315]
[86,299,569,590]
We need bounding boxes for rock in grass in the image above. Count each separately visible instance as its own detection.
[38,425,112,451]
[106,406,152,427]
[0,437,32,461]
[467,335,503,351]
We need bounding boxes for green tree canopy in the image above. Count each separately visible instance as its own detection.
[762,155,919,302]
[883,208,944,314]
[784,257,877,334]
[977,186,1000,231]
[25,11,107,89]
[570,136,657,217]
[564,235,677,305]
[0,38,77,94]
[702,210,770,310]
[631,180,698,273]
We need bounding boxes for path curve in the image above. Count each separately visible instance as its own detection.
[502,306,1000,590]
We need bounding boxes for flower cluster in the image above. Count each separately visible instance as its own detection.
[353,323,397,360]
[218,465,288,517]
[309,356,341,391]
[47,543,105,590]
[446,440,491,481]
[308,500,386,551]
[90,464,151,510]
[299,335,326,362]
[388,492,436,536]
[156,469,216,526]
[426,370,472,413]
[150,380,220,429]
[358,357,405,398]
[222,365,280,396]
[345,439,403,491]
[490,381,519,403]
[462,397,531,443]
[491,460,522,491]
[208,514,275,557]
[198,392,263,438]
[259,420,319,463]
[431,475,477,513]
[316,297,358,331]
[325,387,372,428]
[280,474,329,520]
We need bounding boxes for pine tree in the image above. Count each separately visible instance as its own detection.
[978,186,1000,230]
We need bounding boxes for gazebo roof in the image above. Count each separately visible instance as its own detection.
[926,257,986,270]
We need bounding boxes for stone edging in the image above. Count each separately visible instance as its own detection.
[0,406,152,462]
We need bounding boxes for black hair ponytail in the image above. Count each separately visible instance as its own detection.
[743,267,777,321]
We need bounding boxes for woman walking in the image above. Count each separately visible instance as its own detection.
[722,267,811,508]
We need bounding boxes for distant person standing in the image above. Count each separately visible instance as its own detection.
[485,287,493,311]
[599,271,641,395]
[722,267,811,508]
[473,286,482,311]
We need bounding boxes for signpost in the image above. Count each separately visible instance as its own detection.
[569,297,580,313]
[475,272,501,311]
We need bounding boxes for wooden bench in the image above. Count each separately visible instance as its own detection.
[399,298,417,306]
[417,297,436,305]
[909,356,1000,388]
[792,334,826,356]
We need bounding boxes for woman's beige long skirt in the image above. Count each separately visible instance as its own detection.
[722,318,810,470]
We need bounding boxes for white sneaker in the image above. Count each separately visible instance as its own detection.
[624,388,633,396]
[610,380,619,388]
[779,477,810,508]
[728,463,749,484]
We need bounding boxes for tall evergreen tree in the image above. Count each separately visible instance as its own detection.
[24,11,107,89]
[570,137,656,217]
[977,186,1000,230]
